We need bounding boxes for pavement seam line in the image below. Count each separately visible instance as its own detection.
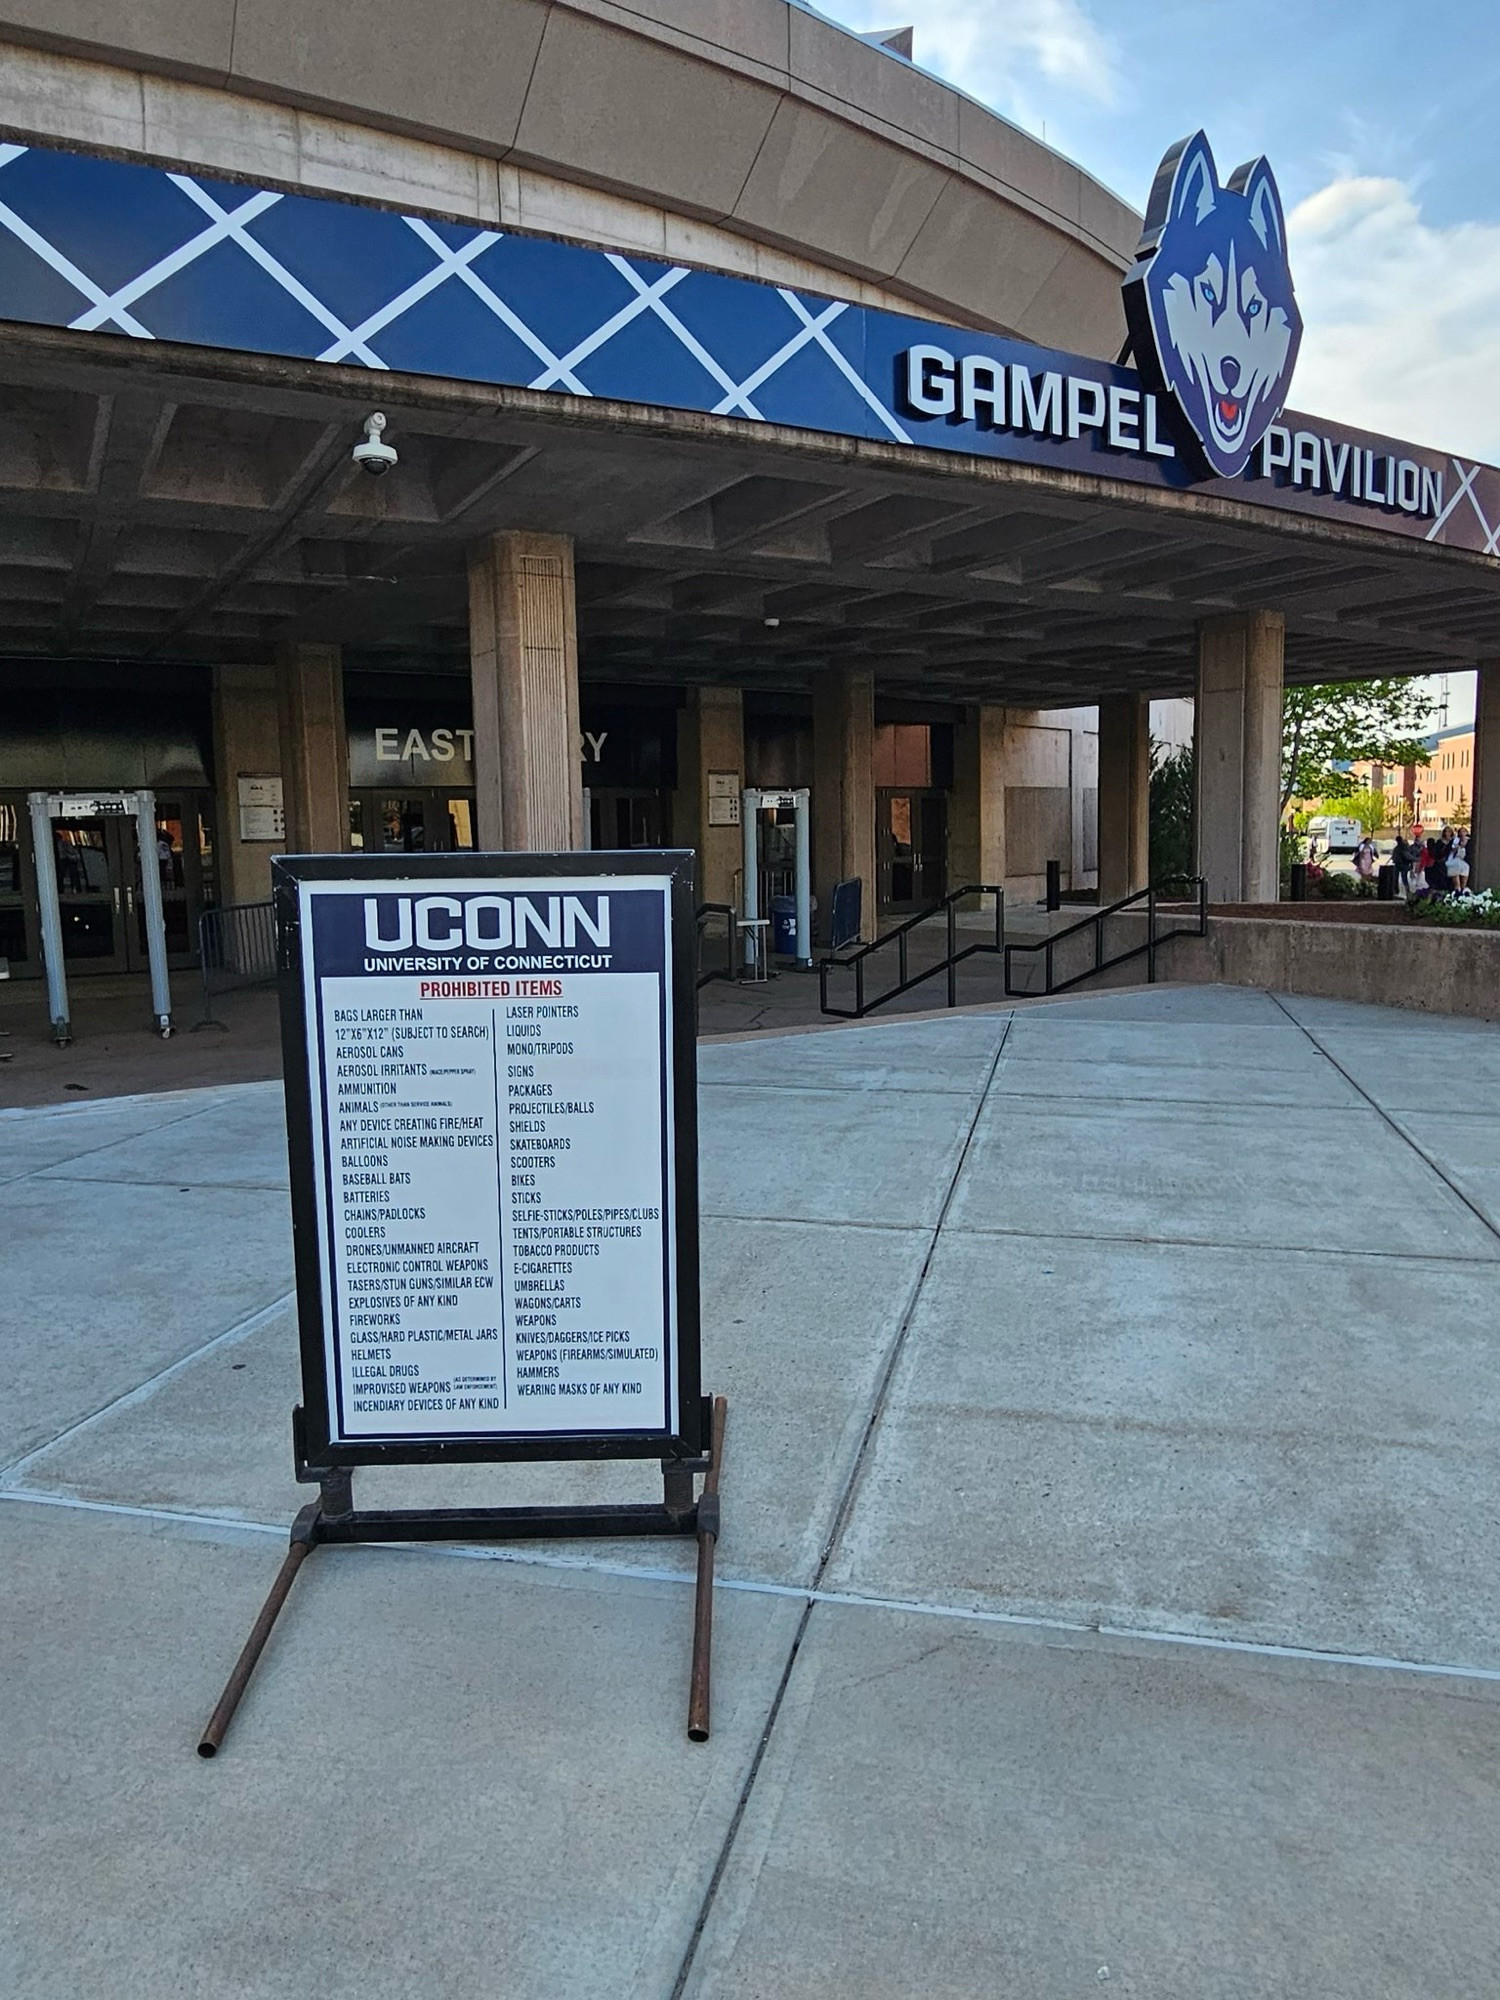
[808,1018,1014,1578]
[1267,992,1500,1248]
[6,1096,234,1187]
[665,1018,1014,2000]
[0,1080,247,1122]
[700,1212,931,1234]
[11,1485,1500,1691]
[0,1287,296,1485]
[944,1221,1500,1264]
[981,1086,1364,1110]
[35,1172,289,1192]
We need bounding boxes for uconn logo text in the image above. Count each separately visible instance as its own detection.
[364,894,610,954]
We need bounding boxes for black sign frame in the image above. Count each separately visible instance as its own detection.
[274,847,706,1475]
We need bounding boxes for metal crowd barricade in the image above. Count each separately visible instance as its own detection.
[694,902,737,990]
[196,898,277,1028]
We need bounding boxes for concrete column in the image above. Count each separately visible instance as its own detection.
[812,667,875,939]
[949,705,1007,891]
[276,641,349,855]
[673,685,744,905]
[1470,662,1500,891]
[212,664,281,903]
[1194,612,1284,903]
[467,530,582,851]
[1096,692,1151,903]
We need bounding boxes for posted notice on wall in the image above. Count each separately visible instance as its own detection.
[297,873,677,1444]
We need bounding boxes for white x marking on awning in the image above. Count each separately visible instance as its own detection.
[168,176,388,367]
[0,144,155,338]
[317,221,501,365]
[401,215,589,392]
[775,290,911,445]
[526,260,691,392]
[711,297,849,419]
[70,186,284,338]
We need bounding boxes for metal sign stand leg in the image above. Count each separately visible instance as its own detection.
[688,1393,728,1741]
[198,1395,729,1758]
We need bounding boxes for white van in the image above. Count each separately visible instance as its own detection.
[1308,816,1362,855]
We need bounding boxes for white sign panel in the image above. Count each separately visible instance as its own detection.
[706,771,741,827]
[297,872,678,1446]
[238,774,285,842]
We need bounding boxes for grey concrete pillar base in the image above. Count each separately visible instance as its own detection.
[213,663,280,903]
[675,687,744,907]
[468,530,583,852]
[812,668,875,941]
[949,705,1008,895]
[1470,661,1500,891]
[276,641,348,856]
[1194,611,1285,905]
[1097,692,1150,903]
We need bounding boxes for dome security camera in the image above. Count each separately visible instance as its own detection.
[352,411,398,476]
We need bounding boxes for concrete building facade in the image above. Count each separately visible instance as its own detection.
[0,0,1498,986]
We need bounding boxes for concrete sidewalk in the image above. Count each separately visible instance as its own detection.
[4,985,1500,1997]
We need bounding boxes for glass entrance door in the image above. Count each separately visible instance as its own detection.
[350,790,477,854]
[52,813,129,968]
[877,789,948,914]
[588,789,670,850]
[43,794,216,976]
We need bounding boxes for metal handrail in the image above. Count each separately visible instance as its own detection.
[819,884,1004,1019]
[1002,874,1207,998]
[694,902,737,990]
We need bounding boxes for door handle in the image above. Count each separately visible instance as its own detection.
[112,886,121,912]
[125,886,135,914]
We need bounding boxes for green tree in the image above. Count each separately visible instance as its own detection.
[1281,678,1432,818]
[1333,787,1389,837]
[1150,741,1194,881]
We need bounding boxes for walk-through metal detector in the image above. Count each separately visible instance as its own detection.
[27,789,173,1045]
[740,786,812,970]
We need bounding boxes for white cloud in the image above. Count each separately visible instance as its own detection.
[809,0,1121,121]
[1288,174,1500,463]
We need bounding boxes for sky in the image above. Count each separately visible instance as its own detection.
[810,0,1500,725]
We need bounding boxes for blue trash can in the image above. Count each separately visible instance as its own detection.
[770,895,798,957]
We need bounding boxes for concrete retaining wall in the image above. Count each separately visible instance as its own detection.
[1168,915,1500,1021]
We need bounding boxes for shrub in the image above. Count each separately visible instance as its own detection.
[1411,890,1500,930]
[1150,743,1193,882]
[1315,871,1360,899]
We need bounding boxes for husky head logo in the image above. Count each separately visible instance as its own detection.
[1123,131,1302,480]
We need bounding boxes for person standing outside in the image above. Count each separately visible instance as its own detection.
[1426,833,1450,896]
[1353,833,1377,884]
[1391,830,1414,894]
[1450,831,1471,894]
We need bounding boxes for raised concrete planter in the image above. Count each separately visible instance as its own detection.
[1169,913,1500,1021]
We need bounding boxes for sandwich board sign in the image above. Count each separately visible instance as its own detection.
[198,850,726,1756]
[283,850,703,1465]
